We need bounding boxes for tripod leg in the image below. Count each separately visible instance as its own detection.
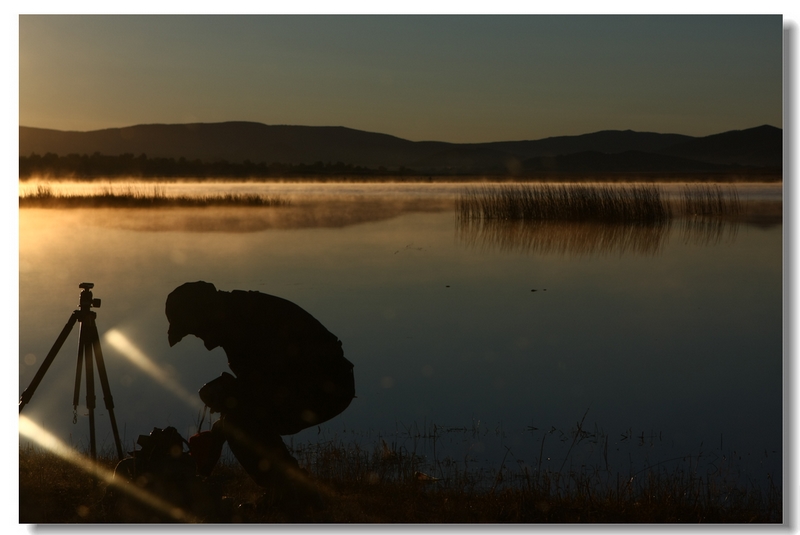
[81,323,97,461]
[72,323,85,419]
[87,318,124,460]
[19,312,78,413]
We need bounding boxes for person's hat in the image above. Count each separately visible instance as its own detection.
[165,281,218,346]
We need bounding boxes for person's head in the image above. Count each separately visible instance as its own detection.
[165,281,220,347]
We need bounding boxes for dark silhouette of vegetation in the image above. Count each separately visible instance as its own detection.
[19,152,418,180]
[19,151,780,182]
[680,184,742,217]
[457,184,742,223]
[19,184,290,208]
[20,418,782,523]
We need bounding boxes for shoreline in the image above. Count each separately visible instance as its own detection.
[19,173,783,184]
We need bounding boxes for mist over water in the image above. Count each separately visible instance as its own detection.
[18,182,782,488]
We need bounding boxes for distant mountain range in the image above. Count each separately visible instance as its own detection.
[19,122,782,176]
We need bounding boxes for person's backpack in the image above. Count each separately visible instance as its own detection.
[110,427,196,489]
[132,426,192,477]
[110,426,215,521]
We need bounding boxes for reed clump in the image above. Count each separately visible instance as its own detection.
[681,184,742,218]
[457,183,743,223]
[19,185,290,208]
[458,184,671,223]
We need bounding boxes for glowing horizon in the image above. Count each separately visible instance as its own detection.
[18,15,783,144]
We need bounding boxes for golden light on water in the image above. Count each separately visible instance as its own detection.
[19,415,197,523]
[104,329,203,410]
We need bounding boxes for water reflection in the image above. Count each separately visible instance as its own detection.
[679,216,740,246]
[76,198,452,233]
[457,217,743,256]
[454,183,780,256]
[18,186,783,495]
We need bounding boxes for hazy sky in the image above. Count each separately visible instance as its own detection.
[19,15,783,143]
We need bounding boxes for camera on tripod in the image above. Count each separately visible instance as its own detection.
[19,282,123,462]
[79,282,101,309]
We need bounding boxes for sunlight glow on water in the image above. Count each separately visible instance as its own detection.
[18,179,783,202]
[18,183,783,487]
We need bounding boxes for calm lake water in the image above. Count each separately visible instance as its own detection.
[18,182,783,489]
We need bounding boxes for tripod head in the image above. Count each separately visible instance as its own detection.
[79,282,101,311]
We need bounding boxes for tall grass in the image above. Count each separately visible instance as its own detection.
[458,184,671,223]
[284,419,781,523]
[681,184,742,217]
[457,183,743,223]
[455,184,746,255]
[20,418,781,523]
[19,184,290,208]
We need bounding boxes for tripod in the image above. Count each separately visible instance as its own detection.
[19,283,124,462]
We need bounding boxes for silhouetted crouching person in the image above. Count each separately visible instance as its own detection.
[165,281,355,511]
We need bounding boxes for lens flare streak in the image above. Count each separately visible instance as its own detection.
[104,329,203,410]
[18,415,197,523]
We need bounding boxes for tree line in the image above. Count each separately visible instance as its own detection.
[19,152,418,179]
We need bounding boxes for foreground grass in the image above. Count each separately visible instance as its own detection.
[19,184,290,208]
[19,437,781,524]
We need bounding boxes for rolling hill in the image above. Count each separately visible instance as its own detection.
[19,122,782,176]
